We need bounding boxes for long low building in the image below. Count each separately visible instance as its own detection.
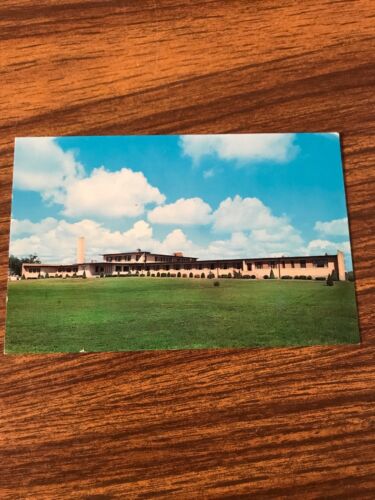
[21,239,346,280]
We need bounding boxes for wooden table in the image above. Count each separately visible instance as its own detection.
[1,1,374,497]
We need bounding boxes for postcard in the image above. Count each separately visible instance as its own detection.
[5,134,360,353]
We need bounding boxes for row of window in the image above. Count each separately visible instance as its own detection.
[107,260,329,272]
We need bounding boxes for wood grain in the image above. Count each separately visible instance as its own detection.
[0,0,374,497]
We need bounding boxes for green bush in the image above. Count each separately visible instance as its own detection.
[263,275,269,279]
[177,272,181,278]
[281,275,292,279]
[227,273,232,278]
[213,281,220,287]
[331,269,339,281]
[315,277,326,281]
[194,274,200,278]
[82,270,87,279]
[201,272,205,278]
[182,273,187,278]
[161,273,166,277]
[270,269,275,279]
[147,271,150,276]
[21,274,26,280]
[208,272,215,279]
[189,272,193,278]
[170,273,176,278]
[157,272,160,277]
[251,275,256,279]
[307,275,312,280]
[45,272,49,278]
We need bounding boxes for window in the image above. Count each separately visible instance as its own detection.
[282,261,285,268]
[211,264,215,270]
[300,260,306,268]
[270,261,276,269]
[291,261,295,268]
[256,263,262,269]
[115,266,121,272]
[315,261,325,268]
[247,263,252,271]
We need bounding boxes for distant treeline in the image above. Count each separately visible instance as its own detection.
[9,255,40,276]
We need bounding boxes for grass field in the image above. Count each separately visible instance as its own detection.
[5,277,360,353]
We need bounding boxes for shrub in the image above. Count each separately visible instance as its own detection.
[140,274,145,277]
[21,274,26,280]
[281,275,292,279]
[157,272,160,277]
[147,271,150,277]
[161,273,166,277]
[170,273,176,278]
[220,274,228,278]
[189,272,193,278]
[251,275,256,279]
[151,274,155,277]
[182,274,187,278]
[315,277,326,281]
[326,273,334,286]
[194,274,200,278]
[100,272,105,278]
[37,273,41,279]
[294,275,300,280]
[201,272,205,278]
[167,272,171,277]
[300,275,307,280]
[45,272,49,278]
[208,272,215,279]
[270,269,275,279]
[72,272,77,278]
[331,269,339,281]
[82,270,87,279]
[263,275,269,279]
[227,273,232,278]
[307,275,312,280]
[177,272,181,278]
[242,275,251,279]
[213,281,220,287]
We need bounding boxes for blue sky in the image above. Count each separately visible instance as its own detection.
[10,133,353,269]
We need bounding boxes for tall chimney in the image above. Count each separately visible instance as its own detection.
[77,236,85,264]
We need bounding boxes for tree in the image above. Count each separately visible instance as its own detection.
[326,273,334,286]
[9,254,41,276]
[270,269,275,279]
[82,270,87,279]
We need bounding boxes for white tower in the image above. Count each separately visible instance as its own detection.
[77,237,85,264]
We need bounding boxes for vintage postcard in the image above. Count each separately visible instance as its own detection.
[6,134,360,353]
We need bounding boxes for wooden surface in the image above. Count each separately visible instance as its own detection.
[1,0,375,497]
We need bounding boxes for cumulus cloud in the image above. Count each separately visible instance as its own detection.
[314,217,349,237]
[147,197,212,225]
[306,239,351,255]
[9,218,198,264]
[13,138,166,219]
[63,167,165,218]
[212,195,288,232]
[13,137,84,204]
[180,134,298,164]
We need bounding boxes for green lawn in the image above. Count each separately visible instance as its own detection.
[5,277,360,353]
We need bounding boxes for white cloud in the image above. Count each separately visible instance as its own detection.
[212,195,288,232]
[63,167,165,218]
[180,134,298,164]
[203,169,215,179]
[314,217,349,237]
[306,239,351,255]
[13,137,84,204]
[9,218,198,264]
[147,198,212,225]
[13,138,166,219]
